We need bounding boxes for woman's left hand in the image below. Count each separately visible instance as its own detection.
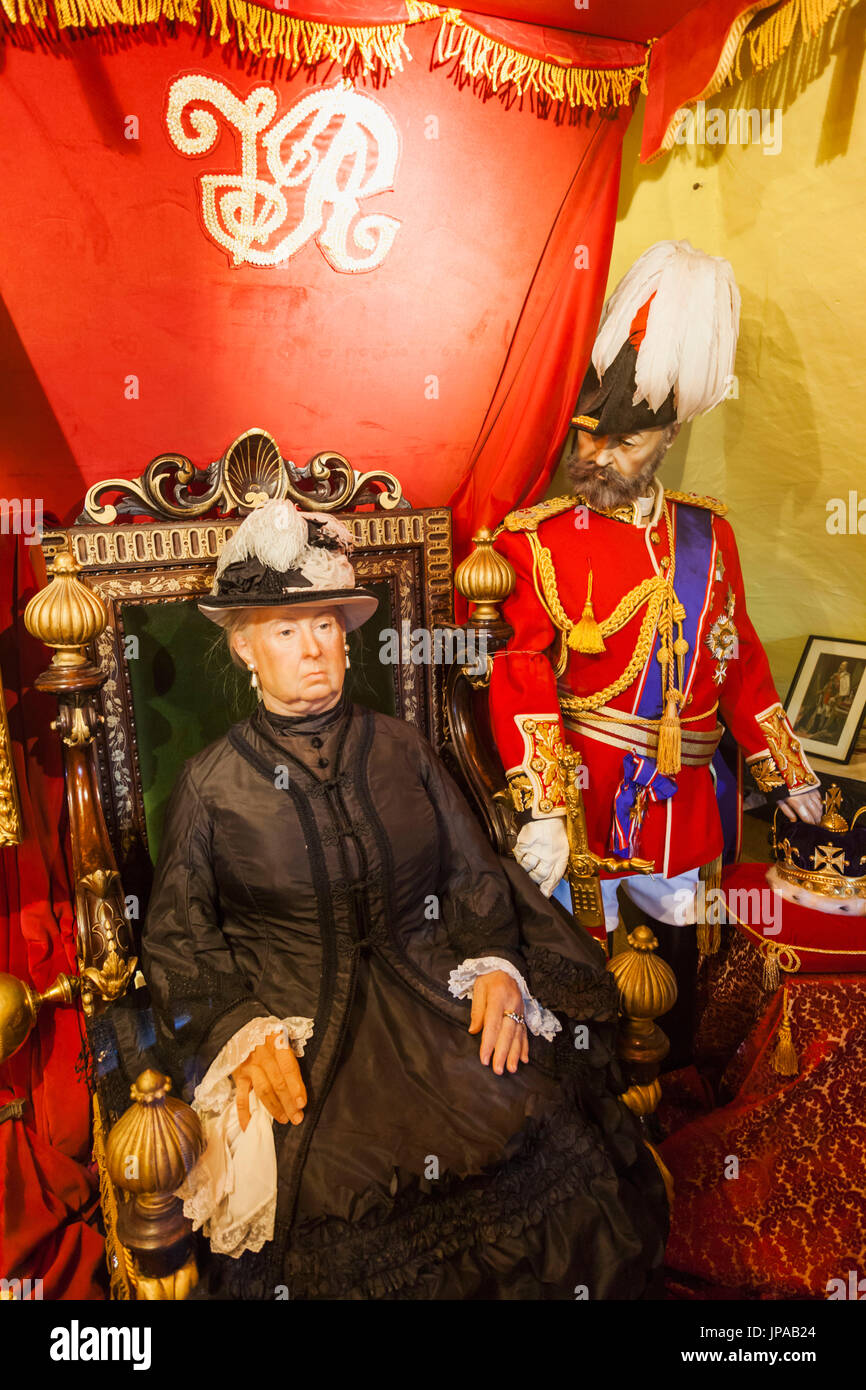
[468,970,529,1074]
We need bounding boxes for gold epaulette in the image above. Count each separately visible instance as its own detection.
[663,489,728,516]
[502,495,576,533]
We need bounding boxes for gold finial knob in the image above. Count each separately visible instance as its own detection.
[106,1071,204,1197]
[455,529,516,623]
[24,547,107,670]
[0,972,80,1064]
[607,924,677,1020]
[130,1069,172,1105]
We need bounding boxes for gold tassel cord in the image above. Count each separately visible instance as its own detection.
[652,501,683,777]
[762,940,781,992]
[643,1139,675,1208]
[656,693,682,777]
[92,1090,135,1301]
[771,986,799,1076]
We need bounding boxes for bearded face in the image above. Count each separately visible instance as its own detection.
[567,425,678,509]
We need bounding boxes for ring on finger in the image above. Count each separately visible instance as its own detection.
[503,1010,525,1025]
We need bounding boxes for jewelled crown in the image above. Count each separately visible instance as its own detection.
[768,784,866,917]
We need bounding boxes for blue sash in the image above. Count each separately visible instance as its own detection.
[611,505,714,858]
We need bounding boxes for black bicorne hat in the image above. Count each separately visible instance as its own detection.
[572,240,740,439]
[574,336,677,438]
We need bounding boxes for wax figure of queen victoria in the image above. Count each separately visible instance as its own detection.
[141,499,669,1300]
[492,241,823,1063]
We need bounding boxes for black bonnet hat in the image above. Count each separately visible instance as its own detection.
[197,499,378,633]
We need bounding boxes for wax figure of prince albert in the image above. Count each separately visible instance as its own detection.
[489,241,823,1065]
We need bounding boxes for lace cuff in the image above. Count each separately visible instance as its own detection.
[194,1014,314,1114]
[448,956,562,1042]
[175,1013,314,1259]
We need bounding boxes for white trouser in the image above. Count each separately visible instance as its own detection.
[551,868,700,932]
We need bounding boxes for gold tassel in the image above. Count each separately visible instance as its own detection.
[700,853,723,894]
[696,854,722,955]
[771,989,798,1076]
[568,567,605,654]
[92,1091,135,1300]
[696,920,721,956]
[655,693,682,776]
[762,942,781,992]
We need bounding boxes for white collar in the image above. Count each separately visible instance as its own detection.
[631,478,664,527]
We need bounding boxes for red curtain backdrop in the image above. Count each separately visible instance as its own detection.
[0,533,106,1298]
[0,0,791,546]
[0,19,636,557]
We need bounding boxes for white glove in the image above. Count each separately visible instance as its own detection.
[513,817,569,898]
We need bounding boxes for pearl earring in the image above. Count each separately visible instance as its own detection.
[345,641,351,670]
[248,665,258,690]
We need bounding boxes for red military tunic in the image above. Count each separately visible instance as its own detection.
[489,482,818,881]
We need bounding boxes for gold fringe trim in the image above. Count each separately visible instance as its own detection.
[1,0,651,109]
[206,0,413,67]
[432,10,648,109]
[741,0,849,73]
[12,0,195,26]
[0,0,47,24]
[655,0,849,156]
[92,1089,135,1301]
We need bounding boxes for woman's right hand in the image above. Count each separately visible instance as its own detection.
[231,1029,307,1133]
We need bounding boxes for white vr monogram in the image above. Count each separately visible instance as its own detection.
[166,76,401,271]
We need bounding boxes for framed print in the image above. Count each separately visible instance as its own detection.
[786,636,866,764]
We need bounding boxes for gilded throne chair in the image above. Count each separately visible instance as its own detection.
[11,431,674,1299]
[18,430,455,1297]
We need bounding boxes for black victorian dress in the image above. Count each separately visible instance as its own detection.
[141,692,668,1299]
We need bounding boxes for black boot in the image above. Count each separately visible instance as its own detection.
[617,889,698,1074]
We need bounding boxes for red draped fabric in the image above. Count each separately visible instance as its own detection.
[0,533,106,1299]
[0,18,634,552]
[451,107,627,550]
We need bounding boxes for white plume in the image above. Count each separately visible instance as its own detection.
[299,547,356,589]
[592,240,741,422]
[215,500,312,579]
[212,499,359,596]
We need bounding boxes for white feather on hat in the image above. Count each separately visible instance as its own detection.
[211,499,356,595]
[592,239,741,423]
[214,500,311,581]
